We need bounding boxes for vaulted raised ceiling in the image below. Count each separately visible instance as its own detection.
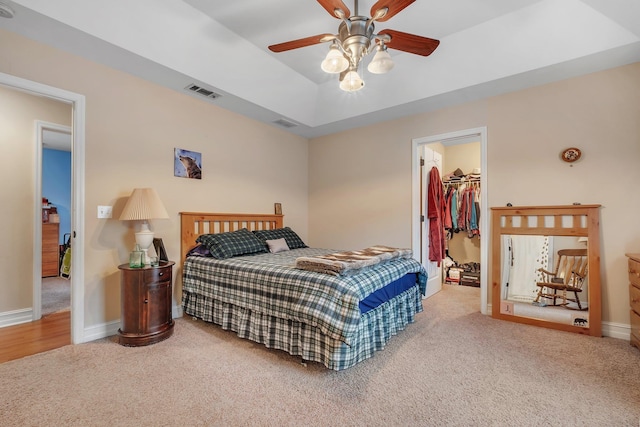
[2,0,639,138]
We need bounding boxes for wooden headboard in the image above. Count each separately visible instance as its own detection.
[179,212,284,262]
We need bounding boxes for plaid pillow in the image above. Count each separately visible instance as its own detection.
[253,227,307,249]
[196,228,267,259]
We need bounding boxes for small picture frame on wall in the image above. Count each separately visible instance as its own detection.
[174,148,202,179]
[153,238,169,262]
[274,203,282,215]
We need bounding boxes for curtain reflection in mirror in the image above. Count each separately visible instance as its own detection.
[502,235,551,302]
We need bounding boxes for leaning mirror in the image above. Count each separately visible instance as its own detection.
[491,205,601,336]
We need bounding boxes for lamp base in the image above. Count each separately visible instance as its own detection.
[135,220,154,266]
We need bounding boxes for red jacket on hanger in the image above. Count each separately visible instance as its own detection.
[427,166,445,265]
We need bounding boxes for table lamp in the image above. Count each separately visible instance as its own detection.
[119,188,169,265]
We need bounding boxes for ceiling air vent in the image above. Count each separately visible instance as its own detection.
[185,84,221,100]
[273,118,297,128]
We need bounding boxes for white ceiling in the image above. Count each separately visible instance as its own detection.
[42,129,71,152]
[2,0,639,138]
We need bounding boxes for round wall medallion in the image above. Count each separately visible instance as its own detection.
[561,147,582,163]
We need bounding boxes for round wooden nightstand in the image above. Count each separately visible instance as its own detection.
[117,261,175,346]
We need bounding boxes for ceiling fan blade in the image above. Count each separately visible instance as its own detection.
[268,34,335,53]
[317,0,351,19]
[379,29,440,56]
[370,0,415,22]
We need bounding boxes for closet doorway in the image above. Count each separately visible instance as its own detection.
[411,127,488,314]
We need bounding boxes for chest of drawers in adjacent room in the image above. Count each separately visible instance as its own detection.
[117,261,175,346]
[627,254,640,350]
[42,223,60,277]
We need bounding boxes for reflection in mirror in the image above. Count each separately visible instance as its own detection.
[491,205,601,336]
[501,235,589,328]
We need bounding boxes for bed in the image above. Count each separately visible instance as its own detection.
[180,212,427,370]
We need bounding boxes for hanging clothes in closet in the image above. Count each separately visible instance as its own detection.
[443,178,481,238]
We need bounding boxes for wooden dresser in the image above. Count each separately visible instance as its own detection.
[627,253,640,350]
[117,261,175,346]
[42,223,59,277]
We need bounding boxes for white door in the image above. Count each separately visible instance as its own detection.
[421,145,443,299]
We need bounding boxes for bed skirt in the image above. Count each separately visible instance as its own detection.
[182,285,423,371]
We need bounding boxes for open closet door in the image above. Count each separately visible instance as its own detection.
[421,145,443,299]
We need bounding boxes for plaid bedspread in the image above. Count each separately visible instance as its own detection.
[182,248,427,344]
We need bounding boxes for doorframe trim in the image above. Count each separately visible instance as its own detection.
[1,71,86,344]
[411,126,488,314]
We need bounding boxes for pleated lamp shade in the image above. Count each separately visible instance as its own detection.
[120,188,169,265]
[119,188,169,221]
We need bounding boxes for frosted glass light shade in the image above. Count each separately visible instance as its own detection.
[321,45,349,74]
[367,46,394,74]
[339,70,365,92]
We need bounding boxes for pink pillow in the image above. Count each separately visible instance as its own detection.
[266,238,290,253]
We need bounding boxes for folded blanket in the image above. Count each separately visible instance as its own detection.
[295,245,413,276]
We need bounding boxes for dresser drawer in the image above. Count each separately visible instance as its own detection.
[629,257,640,289]
[143,265,171,283]
[631,284,640,315]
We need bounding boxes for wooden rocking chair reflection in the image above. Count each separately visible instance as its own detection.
[533,248,588,310]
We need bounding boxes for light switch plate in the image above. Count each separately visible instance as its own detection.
[97,205,112,219]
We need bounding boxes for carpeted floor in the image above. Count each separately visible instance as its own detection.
[1,285,638,426]
[41,277,70,316]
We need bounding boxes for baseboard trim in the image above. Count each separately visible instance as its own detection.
[0,308,33,328]
[81,305,183,343]
[173,304,183,319]
[82,319,120,343]
[601,321,630,340]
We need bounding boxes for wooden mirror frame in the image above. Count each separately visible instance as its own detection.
[491,205,602,336]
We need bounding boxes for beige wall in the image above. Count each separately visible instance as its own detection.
[308,101,486,250]
[443,142,480,178]
[309,62,640,327]
[0,86,71,312]
[0,29,308,327]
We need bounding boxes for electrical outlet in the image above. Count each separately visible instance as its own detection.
[97,205,112,219]
[500,301,514,315]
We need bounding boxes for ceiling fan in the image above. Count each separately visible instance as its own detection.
[268,0,440,92]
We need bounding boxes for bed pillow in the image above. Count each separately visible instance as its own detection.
[187,243,211,257]
[196,228,267,259]
[266,238,290,254]
[253,227,308,249]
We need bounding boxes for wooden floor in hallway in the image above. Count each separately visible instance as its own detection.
[0,310,70,363]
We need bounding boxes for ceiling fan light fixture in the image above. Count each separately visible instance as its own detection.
[321,43,349,74]
[367,45,394,74]
[339,69,365,92]
[268,0,440,93]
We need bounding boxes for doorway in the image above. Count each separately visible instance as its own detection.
[0,71,86,344]
[411,127,488,314]
[37,123,72,320]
